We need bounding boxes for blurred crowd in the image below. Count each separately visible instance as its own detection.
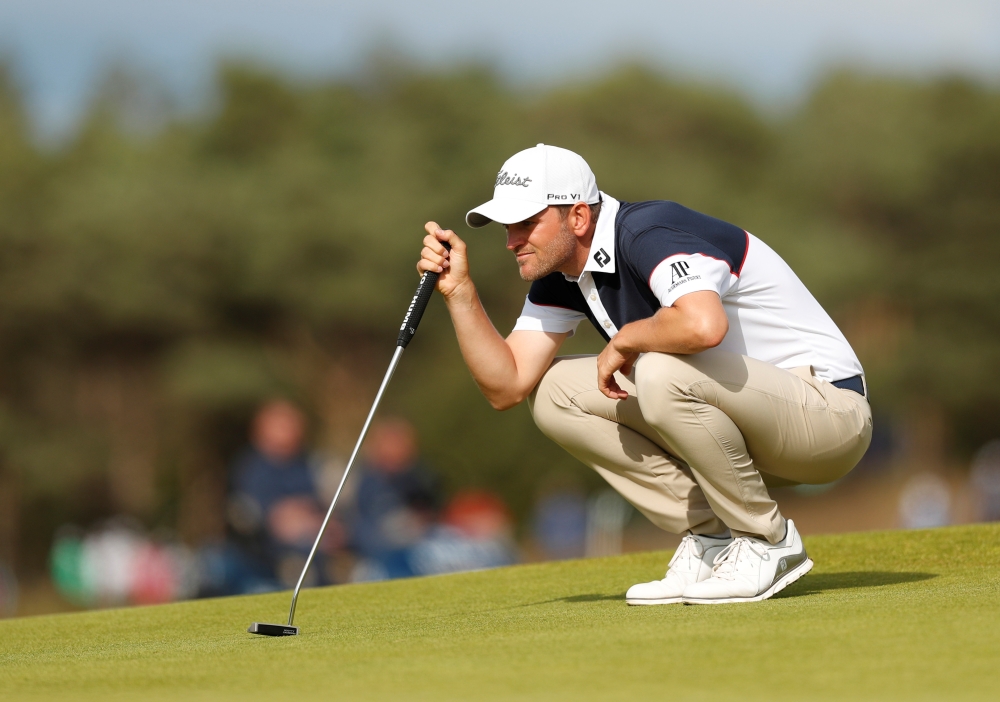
[47,400,636,608]
[41,400,1000,611]
[897,440,1000,530]
[203,402,521,594]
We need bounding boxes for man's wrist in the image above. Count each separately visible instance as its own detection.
[612,323,641,355]
[443,279,478,308]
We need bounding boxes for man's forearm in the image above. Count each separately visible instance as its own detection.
[417,224,562,410]
[611,311,702,355]
[613,296,728,356]
[443,282,524,410]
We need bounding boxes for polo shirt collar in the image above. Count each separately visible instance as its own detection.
[582,192,619,274]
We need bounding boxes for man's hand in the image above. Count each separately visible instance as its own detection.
[597,339,639,400]
[418,222,472,302]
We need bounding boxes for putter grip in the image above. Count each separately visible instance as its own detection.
[397,241,451,348]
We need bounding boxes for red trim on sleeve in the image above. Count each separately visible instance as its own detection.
[736,231,750,276]
[527,302,582,312]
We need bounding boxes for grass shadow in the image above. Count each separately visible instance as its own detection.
[558,593,627,603]
[774,570,938,599]
[515,592,626,608]
[516,571,937,608]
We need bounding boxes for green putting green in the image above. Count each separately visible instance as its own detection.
[2,524,998,701]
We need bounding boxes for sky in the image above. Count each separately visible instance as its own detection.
[2,0,999,140]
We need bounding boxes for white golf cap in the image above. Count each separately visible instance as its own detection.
[466,144,600,228]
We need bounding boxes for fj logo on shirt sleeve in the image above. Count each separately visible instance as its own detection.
[593,248,611,268]
[670,261,692,283]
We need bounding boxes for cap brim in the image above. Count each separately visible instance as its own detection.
[466,199,547,228]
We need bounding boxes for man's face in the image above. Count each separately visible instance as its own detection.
[504,207,576,281]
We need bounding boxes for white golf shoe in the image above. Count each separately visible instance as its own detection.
[682,519,813,604]
[626,533,732,605]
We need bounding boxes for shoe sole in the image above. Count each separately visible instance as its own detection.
[625,596,684,606]
[682,558,814,605]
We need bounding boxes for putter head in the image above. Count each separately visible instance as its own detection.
[248,622,299,637]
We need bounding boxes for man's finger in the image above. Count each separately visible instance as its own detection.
[417,258,442,275]
[605,375,629,399]
[423,232,451,256]
[597,366,629,400]
[600,384,628,400]
[425,222,462,249]
[426,222,467,255]
[421,246,450,268]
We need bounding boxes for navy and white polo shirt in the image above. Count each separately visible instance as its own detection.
[512,193,863,383]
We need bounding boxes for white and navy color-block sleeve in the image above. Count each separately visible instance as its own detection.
[628,214,747,308]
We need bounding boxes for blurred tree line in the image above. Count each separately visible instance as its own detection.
[0,60,997,574]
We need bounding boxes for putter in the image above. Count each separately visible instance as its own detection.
[249,243,449,637]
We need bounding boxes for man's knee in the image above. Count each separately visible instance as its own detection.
[633,353,703,425]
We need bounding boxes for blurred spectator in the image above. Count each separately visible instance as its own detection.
[532,489,588,560]
[970,440,1000,522]
[443,490,513,540]
[214,399,333,594]
[408,490,518,575]
[50,520,196,607]
[349,417,441,581]
[898,472,952,529]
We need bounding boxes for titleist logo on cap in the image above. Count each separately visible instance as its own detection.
[496,171,532,187]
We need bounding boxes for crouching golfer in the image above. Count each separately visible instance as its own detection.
[417,144,871,604]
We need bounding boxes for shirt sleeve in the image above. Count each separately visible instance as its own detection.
[648,253,734,307]
[627,228,739,307]
[512,296,587,336]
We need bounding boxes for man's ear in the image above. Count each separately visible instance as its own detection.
[569,201,592,237]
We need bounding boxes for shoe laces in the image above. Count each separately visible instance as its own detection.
[710,537,769,580]
[667,534,705,572]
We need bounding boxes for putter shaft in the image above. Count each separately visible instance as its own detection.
[286,345,405,627]
[259,247,446,634]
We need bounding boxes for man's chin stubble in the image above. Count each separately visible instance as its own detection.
[518,261,550,282]
[515,227,577,281]
[518,254,573,281]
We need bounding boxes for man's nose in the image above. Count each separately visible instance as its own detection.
[506,229,524,250]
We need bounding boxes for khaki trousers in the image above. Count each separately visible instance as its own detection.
[528,351,873,544]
